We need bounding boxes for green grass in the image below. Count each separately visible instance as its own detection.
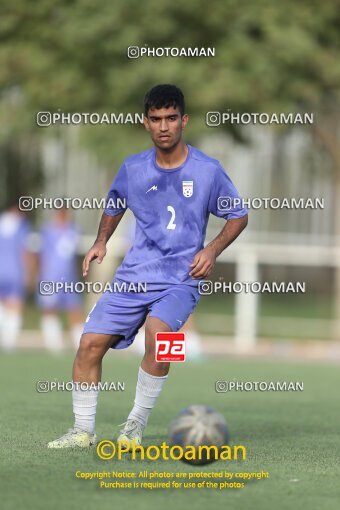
[1,352,339,510]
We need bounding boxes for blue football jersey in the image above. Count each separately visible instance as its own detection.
[40,221,80,282]
[104,144,247,288]
[0,212,31,287]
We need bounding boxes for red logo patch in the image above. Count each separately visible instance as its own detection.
[155,332,185,362]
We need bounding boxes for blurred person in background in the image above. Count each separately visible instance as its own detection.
[37,204,83,352]
[0,201,33,352]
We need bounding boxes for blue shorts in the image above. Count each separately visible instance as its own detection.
[0,280,25,300]
[83,282,200,349]
[37,291,81,311]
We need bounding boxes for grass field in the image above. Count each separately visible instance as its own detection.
[1,352,339,510]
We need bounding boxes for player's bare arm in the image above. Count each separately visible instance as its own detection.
[190,215,248,279]
[82,212,124,276]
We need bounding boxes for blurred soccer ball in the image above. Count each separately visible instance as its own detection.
[168,405,229,465]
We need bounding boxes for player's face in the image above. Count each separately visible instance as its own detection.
[144,106,189,150]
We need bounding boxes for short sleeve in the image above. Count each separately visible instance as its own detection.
[104,163,128,216]
[208,164,248,220]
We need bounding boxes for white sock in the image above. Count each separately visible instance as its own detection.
[127,367,168,427]
[71,324,83,350]
[41,315,63,352]
[1,310,22,351]
[72,387,99,434]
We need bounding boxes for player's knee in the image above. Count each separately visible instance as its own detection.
[78,334,105,359]
[144,318,172,370]
[145,323,156,343]
[145,318,171,342]
[144,336,155,358]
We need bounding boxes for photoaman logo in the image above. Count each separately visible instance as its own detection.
[96,440,247,462]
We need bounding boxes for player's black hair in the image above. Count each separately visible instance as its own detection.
[144,84,185,117]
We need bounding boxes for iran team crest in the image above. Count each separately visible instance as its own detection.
[182,180,193,197]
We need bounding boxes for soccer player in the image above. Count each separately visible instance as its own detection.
[0,202,32,352]
[38,205,83,351]
[48,84,248,448]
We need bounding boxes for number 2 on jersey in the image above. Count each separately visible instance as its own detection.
[166,205,176,230]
